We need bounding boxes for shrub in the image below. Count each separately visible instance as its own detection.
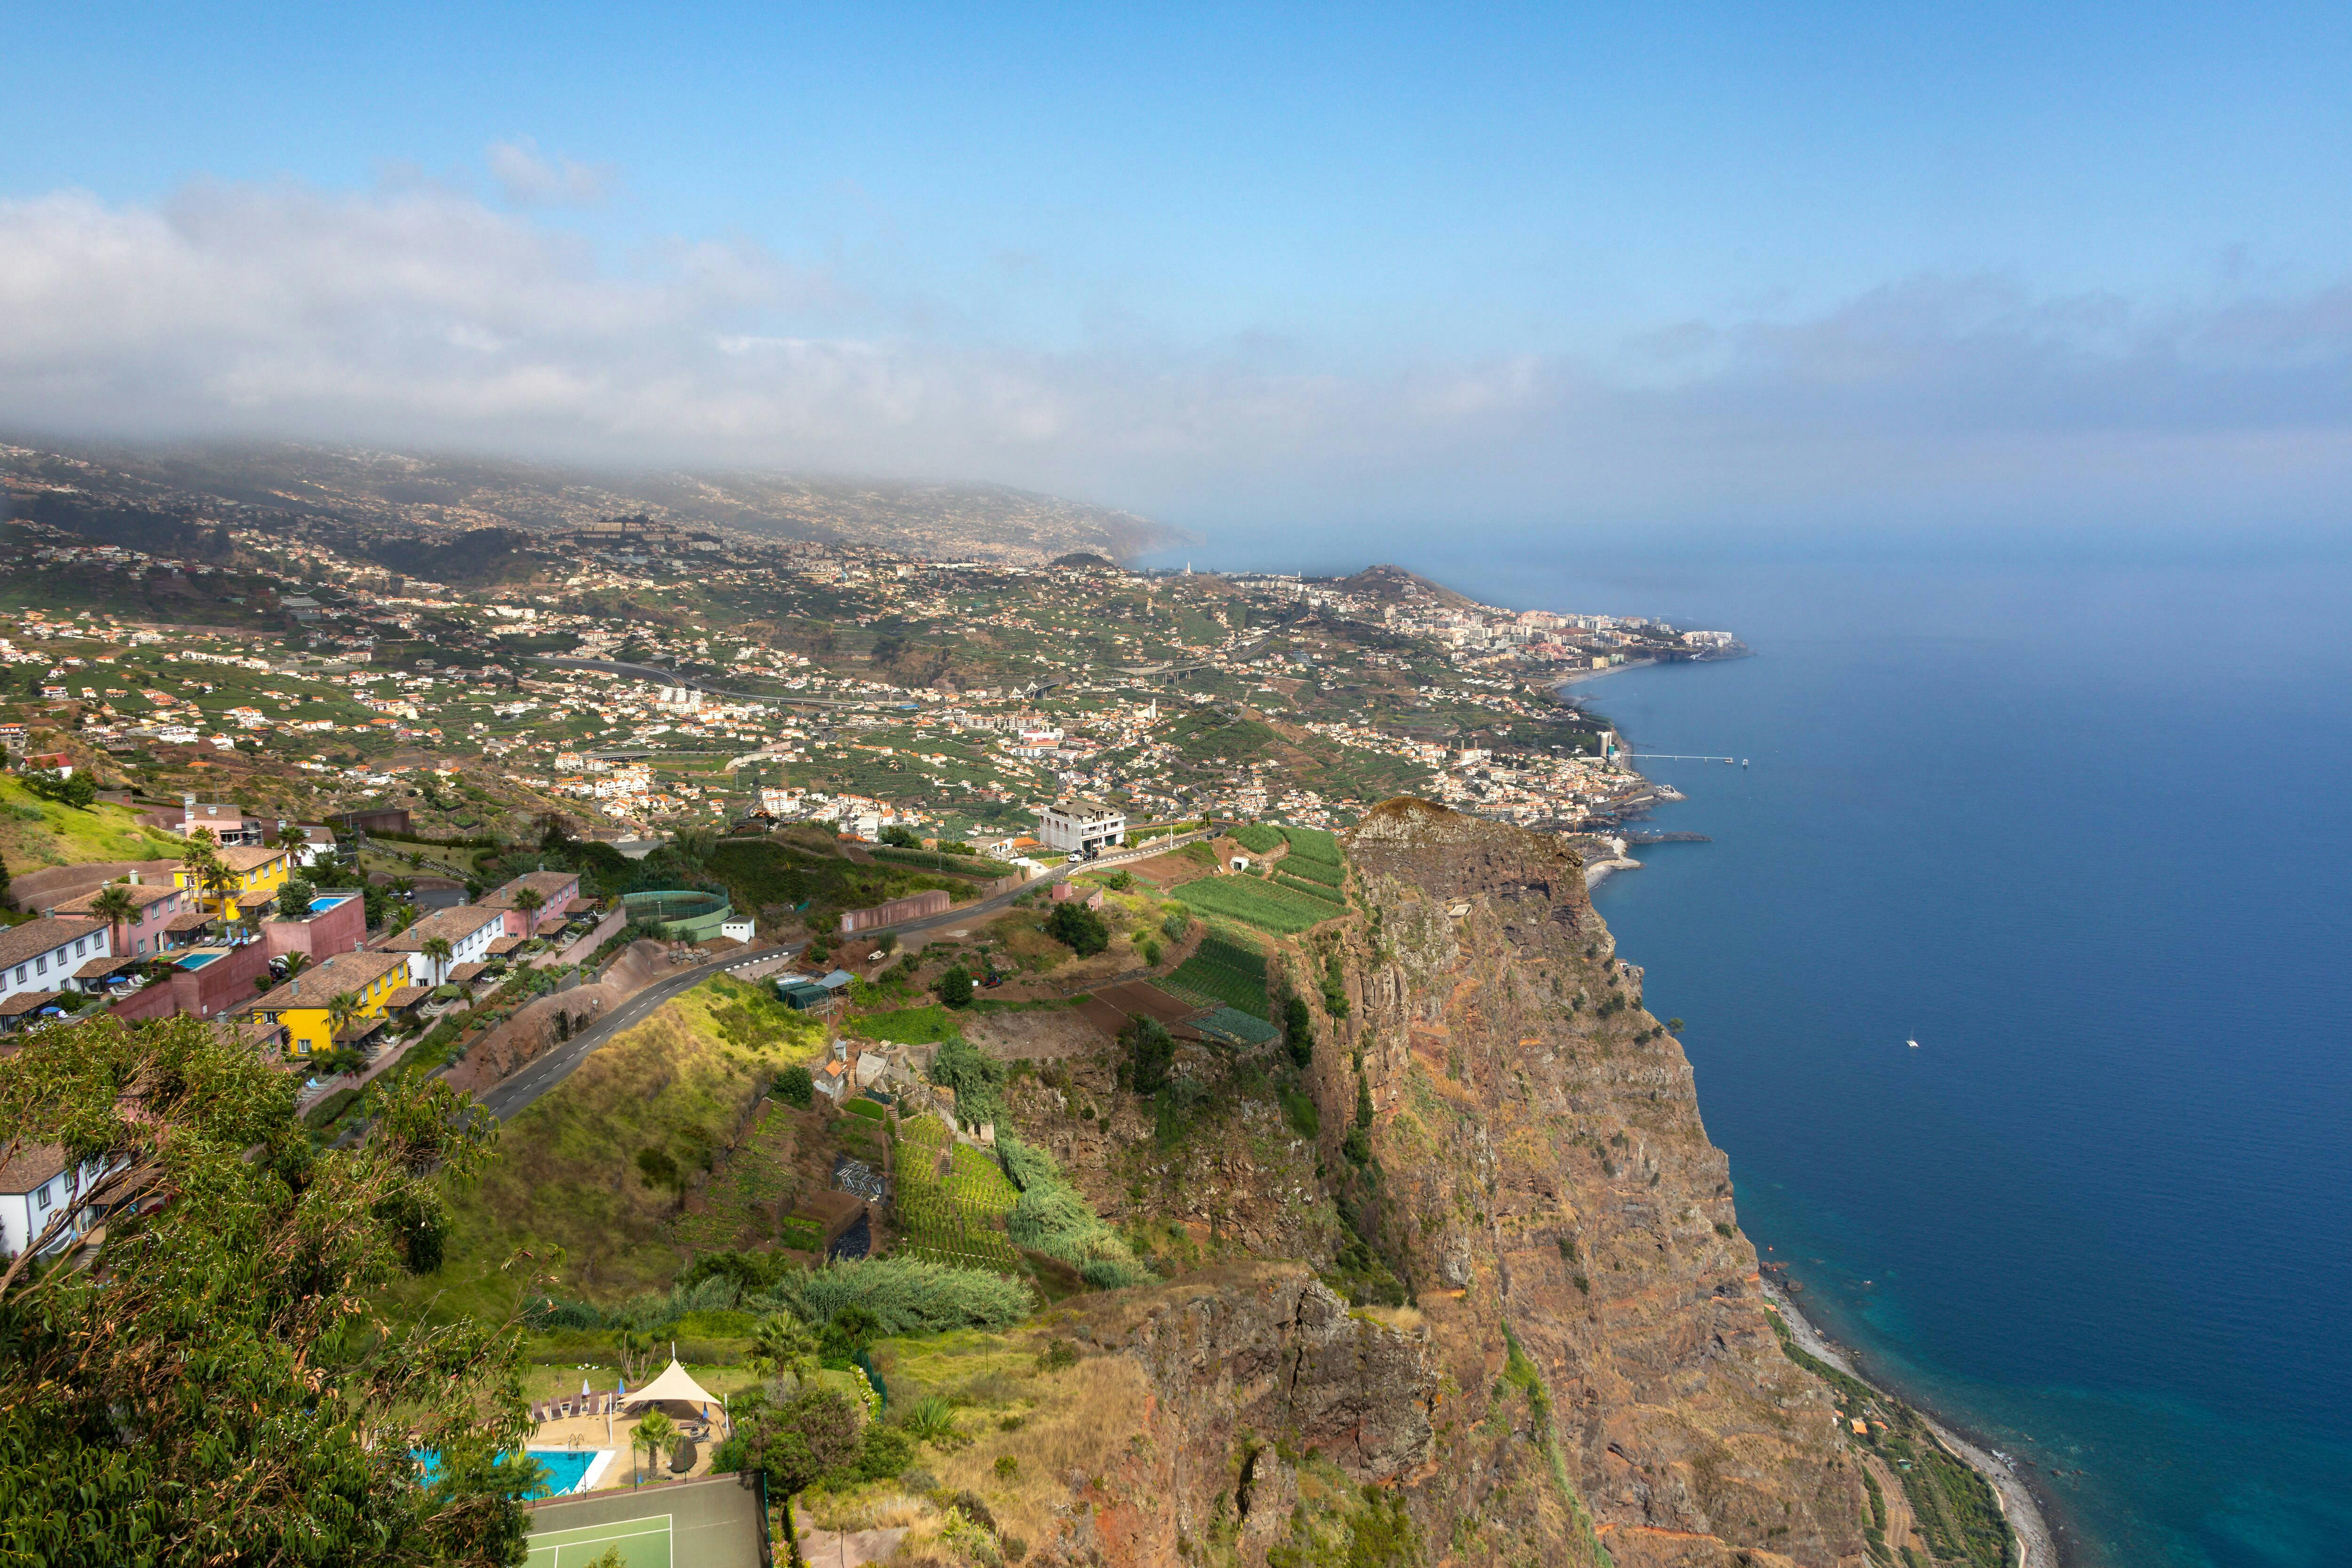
[938,963,974,1008]
[1160,908,1189,941]
[841,1423,914,1484]
[993,1455,1019,1480]
[1045,899,1109,955]
[899,1396,957,1443]
[927,1035,1006,1125]
[771,1256,1031,1336]
[774,1065,816,1109]
[1116,1016,1175,1096]
[635,1146,680,1189]
[1035,1340,1078,1373]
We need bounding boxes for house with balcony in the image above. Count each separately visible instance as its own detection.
[378,903,507,986]
[247,949,413,1059]
[173,843,292,924]
[54,876,188,958]
[479,869,585,938]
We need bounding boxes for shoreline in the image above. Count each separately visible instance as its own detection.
[1759,1277,2060,1568]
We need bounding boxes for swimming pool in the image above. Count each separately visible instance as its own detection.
[309,896,351,914]
[412,1448,610,1498]
[175,951,220,971]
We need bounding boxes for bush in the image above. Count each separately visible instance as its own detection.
[1118,1017,1175,1096]
[938,963,974,1008]
[927,1035,1006,1125]
[636,1146,680,1189]
[840,1424,914,1484]
[1000,1139,1146,1286]
[775,1065,816,1109]
[1160,909,1189,942]
[1045,900,1109,955]
[768,1256,1031,1337]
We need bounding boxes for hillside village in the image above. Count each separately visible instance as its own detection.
[5,458,1997,1568]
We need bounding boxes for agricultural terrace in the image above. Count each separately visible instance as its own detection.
[1163,928,1271,1020]
[892,1114,1021,1274]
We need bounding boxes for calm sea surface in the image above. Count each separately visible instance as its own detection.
[1420,546,2352,1568]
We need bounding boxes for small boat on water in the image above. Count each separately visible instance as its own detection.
[1907,1038,1920,1049]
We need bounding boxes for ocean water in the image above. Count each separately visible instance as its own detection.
[1417,543,2352,1568]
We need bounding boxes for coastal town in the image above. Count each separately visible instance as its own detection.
[0,448,1742,858]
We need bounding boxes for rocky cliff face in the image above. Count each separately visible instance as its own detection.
[1012,800,1868,1568]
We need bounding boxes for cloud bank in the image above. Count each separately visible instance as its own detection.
[4,177,2351,531]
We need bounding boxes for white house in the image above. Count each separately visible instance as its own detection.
[1038,797,1126,856]
[0,916,110,1005]
[0,1143,128,1262]
[379,904,506,985]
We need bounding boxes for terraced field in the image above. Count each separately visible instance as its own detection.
[892,1114,1020,1273]
[665,1100,801,1254]
[1176,873,1342,935]
[1163,928,1271,1019]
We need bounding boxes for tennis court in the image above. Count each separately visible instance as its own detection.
[524,1514,671,1568]
[521,1474,768,1568]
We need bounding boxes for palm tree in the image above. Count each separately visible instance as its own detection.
[87,883,139,962]
[325,989,361,1052]
[420,935,453,988]
[511,885,547,930]
[630,1408,676,1484]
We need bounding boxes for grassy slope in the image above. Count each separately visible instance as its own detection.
[393,974,829,1322]
[0,776,186,875]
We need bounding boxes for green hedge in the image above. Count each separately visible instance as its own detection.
[843,1098,887,1122]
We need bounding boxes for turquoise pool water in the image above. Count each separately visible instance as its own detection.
[309,896,350,913]
[174,952,220,970]
[412,1449,601,1498]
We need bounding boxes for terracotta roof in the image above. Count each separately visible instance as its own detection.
[0,1141,68,1193]
[250,949,411,1013]
[0,916,103,972]
[0,990,65,1018]
[74,955,140,979]
[384,985,434,1009]
[486,935,526,955]
[211,844,288,874]
[55,883,180,915]
[481,871,579,909]
[448,962,489,982]
[378,904,504,950]
[163,911,217,934]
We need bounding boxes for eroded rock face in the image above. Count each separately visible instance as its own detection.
[1337,799,1867,1568]
[1015,799,1867,1568]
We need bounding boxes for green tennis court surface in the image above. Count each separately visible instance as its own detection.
[523,1513,671,1568]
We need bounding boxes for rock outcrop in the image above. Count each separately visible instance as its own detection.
[1010,799,1869,1568]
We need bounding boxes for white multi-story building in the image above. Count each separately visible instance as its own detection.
[0,1144,129,1261]
[1038,797,1126,856]
[0,917,111,1005]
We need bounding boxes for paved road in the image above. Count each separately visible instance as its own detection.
[475,946,799,1123]
[470,828,1216,1124]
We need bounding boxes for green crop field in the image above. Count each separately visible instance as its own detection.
[1229,822,1285,854]
[1277,825,1344,866]
[1275,874,1345,904]
[891,1114,1019,1273]
[1164,928,1270,1019]
[1176,874,1341,935]
[1274,850,1343,886]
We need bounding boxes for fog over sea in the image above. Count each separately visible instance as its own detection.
[1154,528,2352,1567]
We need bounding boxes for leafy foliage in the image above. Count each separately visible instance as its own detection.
[769,1256,1031,1336]
[0,1013,535,1567]
[927,1035,1007,1126]
[1164,927,1270,1019]
[1044,900,1109,955]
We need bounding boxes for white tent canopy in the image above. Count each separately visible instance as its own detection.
[621,1359,721,1414]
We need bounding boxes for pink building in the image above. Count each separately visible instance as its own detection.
[262,891,367,963]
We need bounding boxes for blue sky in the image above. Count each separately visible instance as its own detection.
[5,2,2352,543]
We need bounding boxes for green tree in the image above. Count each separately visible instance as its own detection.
[0,1012,533,1565]
[937,963,974,1009]
[274,875,319,920]
[724,1387,862,1554]
[421,935,455,987]
[87,883,139,961]
[1045,900,1109,955]
[631,1408,677,1483]
[1120,1016,1176,1097]
[24,766,95,809]
[1283,994,1313,1068]
[509,885,545,929]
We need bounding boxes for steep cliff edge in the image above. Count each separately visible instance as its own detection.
[1002,799,1878,1568]
[1333,798,1867,1568]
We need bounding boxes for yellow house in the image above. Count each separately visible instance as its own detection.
[249,950,410,1058]
[175,843,292,923]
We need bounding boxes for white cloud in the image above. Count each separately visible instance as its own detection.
[485,138,618,208]
[2,177,2351,531]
